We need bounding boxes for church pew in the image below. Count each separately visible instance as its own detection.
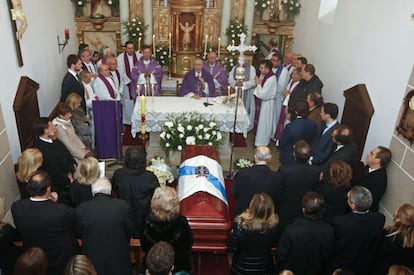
[14,238,142,273]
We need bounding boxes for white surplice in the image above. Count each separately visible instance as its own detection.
[253,74,277,146]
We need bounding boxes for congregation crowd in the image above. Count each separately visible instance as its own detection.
[0,38,413,275]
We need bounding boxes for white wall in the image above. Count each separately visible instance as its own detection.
[0,0,79,161]
[293,0,414,158]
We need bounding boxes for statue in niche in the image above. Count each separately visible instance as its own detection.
[11,0,28,40]
[179,22,195,50]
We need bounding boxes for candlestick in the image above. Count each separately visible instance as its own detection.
[138,37,142,52]
[151,84,155,97]
[144,84,147,96]
[64,29,70,40]
[168,33,172,58]
[164,0,168,7]
[140,95,146,134]
[218,37,221,59]
[152,34,156,58]
[204,34,208,58]
[242,86,244,103]
[227,85,231,97]
[278,0,281,11]
[232,39,235,46]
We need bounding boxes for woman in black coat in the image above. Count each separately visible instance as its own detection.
[372,204,414,274]
[228,193,279,275]
[142,186,193,274]
[69,157,98,207]
[315,160,351,218]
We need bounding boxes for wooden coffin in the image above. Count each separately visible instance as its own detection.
[179,145,230,253]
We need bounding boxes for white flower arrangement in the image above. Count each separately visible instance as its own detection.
[223,51,238,72]
[155,45,170,66]
[233,158,255,170]
[160,112,222,152]
[122,18,148,47]
[225,20,248,46]
[254,0,269,18]
[282,0,301,18]
[146,156,174,186]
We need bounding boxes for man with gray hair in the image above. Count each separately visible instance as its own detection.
[75,178,134,275]
[328,186,385,274]
[232,146,283,215]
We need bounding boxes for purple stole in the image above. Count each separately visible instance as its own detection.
[98,73,115,99]
[274,64,284,81]
[101,57,107,64]
[112,69,121,87]
[253,71,274,134]
[124,53,138,99]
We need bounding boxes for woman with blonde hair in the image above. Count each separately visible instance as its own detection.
[228,193,279,274]
[69,157,100,207]
[15,148,43,199]
[65,93,92,148]
[64,255,97,275]
[372,204,414,274]
[142,186,193,274]
[315,160,352,217]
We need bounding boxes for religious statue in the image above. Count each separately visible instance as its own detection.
[11,0,28,40]
[91,0,111,17]
[179,22,195,50]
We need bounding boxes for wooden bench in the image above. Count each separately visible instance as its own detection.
[15,238,142,274]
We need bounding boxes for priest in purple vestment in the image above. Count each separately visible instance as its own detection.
[179,56,215,98]
[130,45,163,96]
[203,51,228,96]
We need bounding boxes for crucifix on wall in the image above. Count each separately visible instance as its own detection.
[7,0,26,66]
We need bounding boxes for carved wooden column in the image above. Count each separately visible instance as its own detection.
[120,0,129,43]
[220,0,231,45]
[143,0,153,44]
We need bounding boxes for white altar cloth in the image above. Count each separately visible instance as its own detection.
[131,97,250,138]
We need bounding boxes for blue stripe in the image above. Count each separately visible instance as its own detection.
[178,166,227,202]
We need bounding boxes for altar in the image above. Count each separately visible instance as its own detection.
[130,96,250,170]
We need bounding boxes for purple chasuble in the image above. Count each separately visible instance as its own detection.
[130,57,163,97]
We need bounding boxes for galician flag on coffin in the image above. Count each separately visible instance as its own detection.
[177,155,227,205]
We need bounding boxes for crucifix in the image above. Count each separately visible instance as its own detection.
[226,33,257,178]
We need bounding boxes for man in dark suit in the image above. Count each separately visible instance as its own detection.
[352,146,392,212]
[76,177,134,275]
[311,102,339,166]
[328,186,385,275]
[232,146,283,215]
[60,54,86,112]
[322,124,357,173]
[278,140,320,236]
[279,99,317,165]
[33,117,76,205]
[11,171,78,275]
[277,192,334,275]
[297,64,323,96]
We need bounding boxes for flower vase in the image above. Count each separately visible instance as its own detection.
[165,150,181,168]
[75,6,84,17]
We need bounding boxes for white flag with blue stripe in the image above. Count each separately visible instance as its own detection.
[177,155,228,205]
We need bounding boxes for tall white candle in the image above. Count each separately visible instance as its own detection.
[218,36,221,59]
[152,34,156,58]
[164,0,168,7]
[204,34,208,57]
[138,37,142,52]
[168,32,172,58]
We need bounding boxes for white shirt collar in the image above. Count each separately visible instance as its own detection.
[30,197,49,202]
[68,68,78,78]
[335,144,344,151]
[39,136,53,143]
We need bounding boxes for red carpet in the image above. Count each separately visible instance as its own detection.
[229,133,248,147]
[122,125,147,146]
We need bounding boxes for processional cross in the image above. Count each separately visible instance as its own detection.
[226,33,257,69]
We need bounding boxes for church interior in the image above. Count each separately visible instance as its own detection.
[1,0,414,274]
